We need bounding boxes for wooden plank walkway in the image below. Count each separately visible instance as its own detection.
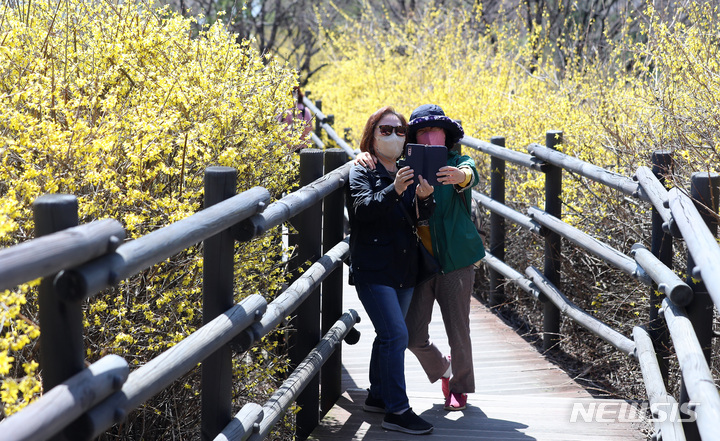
[309,267,647,440]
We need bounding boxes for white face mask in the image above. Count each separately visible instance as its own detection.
[374,133,405,161]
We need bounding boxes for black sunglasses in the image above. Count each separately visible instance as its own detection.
[377,125,407,136]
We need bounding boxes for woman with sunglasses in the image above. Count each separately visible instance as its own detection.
[347,106,435,435]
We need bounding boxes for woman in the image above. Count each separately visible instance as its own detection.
[280,86,313,151]
[403,104,485,412]
[347,106,435,435]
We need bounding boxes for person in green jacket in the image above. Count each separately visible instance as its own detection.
[404,104,485,411]
[355,104,485,411]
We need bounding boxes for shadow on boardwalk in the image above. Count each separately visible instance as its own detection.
[310,388,533,440]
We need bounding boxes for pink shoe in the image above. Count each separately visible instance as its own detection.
[444,392,467,411]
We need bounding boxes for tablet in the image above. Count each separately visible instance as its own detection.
[398,143,447,186]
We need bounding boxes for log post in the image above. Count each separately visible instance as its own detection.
[649,150,673,384]
[314,100,323,137]
[34,195,84,390]
[320,149,347,416]
[34,194,83,441]
[542,130,563,352]
[201,166,237,441]
[679,171,720,441]
[289,149,324,439]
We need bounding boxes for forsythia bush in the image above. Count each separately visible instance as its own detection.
[310,3,720,206]
[311,5,617,219]
[309,2,720,279]
[0,0,305,437]
[308,2,719,398]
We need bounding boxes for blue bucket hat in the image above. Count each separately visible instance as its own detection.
[407,104,464,146]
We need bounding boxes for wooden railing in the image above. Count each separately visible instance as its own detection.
[458,133,720,441]
[0,151,358,441]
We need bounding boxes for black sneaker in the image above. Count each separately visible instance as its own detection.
[381,408,433,435]
[363,390,386,413]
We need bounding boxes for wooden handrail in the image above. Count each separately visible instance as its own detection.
[461,136,544,170]
[668,187,720,310]
[0,355,128,441]
[0,150,356,440]
[528,143,649,201]
[302,97,356,159]
[235,238,350,351]
[235,163,351,241]
[461,129,719,441]
[525,266,636,356]
[661,298,720,441]
[214,403,264,441]
[482,253,539,299]
[635,166,680,236]
[70,294,268,441]
[527,206,653,285]
[245,309,360,441]
[633,326,686,441]
[0,218,125,292]
[53,187,270,301]
[631,244,693,306]
[472,190,542,235]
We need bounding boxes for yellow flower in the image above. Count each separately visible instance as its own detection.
[0,352,14,376]
[22,361,38,376]
[1,380,19,404]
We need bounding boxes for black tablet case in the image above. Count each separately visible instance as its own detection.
[399,143,447,186]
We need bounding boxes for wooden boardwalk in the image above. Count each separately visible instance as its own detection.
[309,268,647,440]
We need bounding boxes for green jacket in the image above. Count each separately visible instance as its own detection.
[429,150,486,273]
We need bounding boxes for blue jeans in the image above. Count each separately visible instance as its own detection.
[355,282,413,413]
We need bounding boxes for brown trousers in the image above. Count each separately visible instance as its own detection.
[405,265,476,394]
